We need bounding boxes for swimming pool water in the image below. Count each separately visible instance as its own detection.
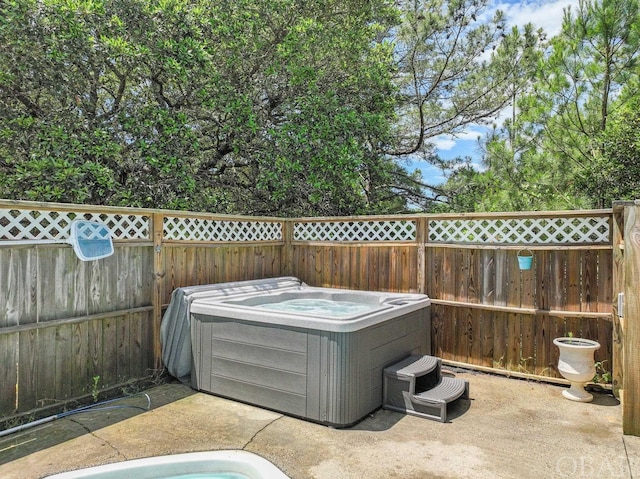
[258,298,374,317]
[168,474,248,479]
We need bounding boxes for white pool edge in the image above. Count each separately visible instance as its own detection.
[45,450,290,479]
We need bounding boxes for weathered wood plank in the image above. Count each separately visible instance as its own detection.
[480,249,496,306]
[357,248,371,290]
[406,246,418,293]
[163,246,177,302]
[566,250,581,312]
[440,305,456,361]
[367,247,380,291]
[494,250,507,306]
[113,246,152,310]
[54,324,73,401]
[520,313,535,375]
[535,250,549,311]
[506,312,521,372]
[442,248,456,301]
[72,321,89,395]
[388,246,398,292]
[426,247,442,299]
[506,250,522,308]
[18,329,38,411]
[37,249,87,322]
[380,247,391,291]
[213,246,225,284]
[583,249,595,312]
[87,318,103,385]
[184,245,198,287]
[492,311,508,370]
[129,311,144,377]
[345,246,357,290]
[331,246,343,289]
[549,250,566,311]
[456,307,469,363]
[469,308,482,366]
[0,248,37,327]
[88,253,113,315]
[37,326,57,406]
[467,248,480,304]
[0,332,18,414]
[534,313,550,376]
[102,317,118,388]
[241,244,253,281]
[430,303,444,358]
[596,317,613,380]
[480,310,494,368]
[116,315,130,383]
[308,245,319,286]
[455,248,468,302]
[597,249,613,313]
[143,310,155,372]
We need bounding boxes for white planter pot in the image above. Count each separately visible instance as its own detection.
[553,337,600,402]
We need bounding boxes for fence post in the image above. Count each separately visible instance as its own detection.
[416,216,428,294]
[611,202,628,399]
[282,218,294,277]
[623,200,640,436]
[151,212,165,370]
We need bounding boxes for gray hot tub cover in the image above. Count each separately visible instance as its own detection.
[160,277,303,383]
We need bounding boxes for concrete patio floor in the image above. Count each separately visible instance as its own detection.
[1,368,638,479]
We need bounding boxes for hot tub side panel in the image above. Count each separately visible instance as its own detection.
[190,305,430,426]
[363,307,431,415]
[191,315,310,418]
[309,307,430,426]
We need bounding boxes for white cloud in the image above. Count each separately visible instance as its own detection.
[493,0,576,37]
[433,128,485,151]
[433,136,457,151]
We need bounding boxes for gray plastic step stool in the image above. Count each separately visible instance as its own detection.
[383,354,469,422]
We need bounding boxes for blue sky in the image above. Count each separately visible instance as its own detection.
[412,0,577,186]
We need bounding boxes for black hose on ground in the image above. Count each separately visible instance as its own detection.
[0,393,151,439]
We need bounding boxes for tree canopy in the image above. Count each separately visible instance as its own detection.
[438,0,640,212]
[1,0,406,215]
[1,0,638,215]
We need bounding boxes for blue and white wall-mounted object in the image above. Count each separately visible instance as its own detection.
[67,220,114,261]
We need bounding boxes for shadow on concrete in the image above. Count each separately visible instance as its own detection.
[350,396,472,431]
[587,388,621,407]
[0,381,195,466]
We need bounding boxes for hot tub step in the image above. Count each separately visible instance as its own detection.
[383,354,440,380]
[382,354,469,422]
[410,376,469,422]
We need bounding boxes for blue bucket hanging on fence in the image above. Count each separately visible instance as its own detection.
[517,249,533,270]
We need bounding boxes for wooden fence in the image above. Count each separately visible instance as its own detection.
[1,199,633,433]
[287,213,614,383]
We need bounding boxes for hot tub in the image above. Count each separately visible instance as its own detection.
[161,277,430,427]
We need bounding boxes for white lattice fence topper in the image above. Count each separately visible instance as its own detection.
[164,217,282,241]
[294,220,416,241]
[428,216,610,244]
[0,208,150,241]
